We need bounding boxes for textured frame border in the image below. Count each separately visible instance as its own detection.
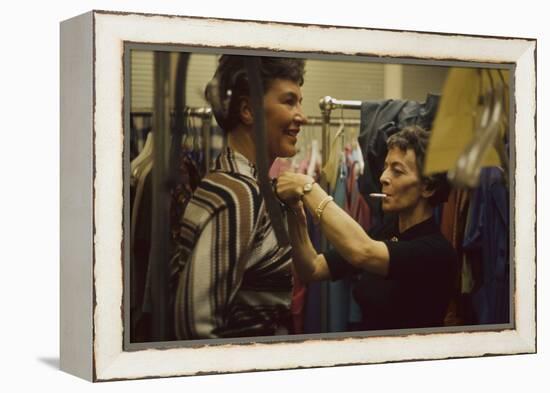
[61,10,536,382]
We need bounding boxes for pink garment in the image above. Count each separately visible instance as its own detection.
[297,157,309,175]
[290,157,310,334]
[269,158,292,178]
[267,157,307,333]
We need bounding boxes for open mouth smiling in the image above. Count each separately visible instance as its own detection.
[285,129,300,137]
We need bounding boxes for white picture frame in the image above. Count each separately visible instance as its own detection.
[60,10,536,382]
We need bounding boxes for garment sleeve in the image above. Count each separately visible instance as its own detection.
[174,205,254,340]
[324,247,362,281]
[386,236,455,281]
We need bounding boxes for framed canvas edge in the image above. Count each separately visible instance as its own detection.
[59,10,95,382]
[86,10,537,381]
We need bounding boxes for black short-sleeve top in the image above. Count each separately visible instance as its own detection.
[325,216,457,330]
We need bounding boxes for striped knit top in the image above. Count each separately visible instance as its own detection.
[171,147,293,340]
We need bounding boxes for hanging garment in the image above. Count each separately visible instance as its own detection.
[130,161,154,342]
[346,161,371,231]
[439,188,470,326]
[269,157,304,334]
[290,268,307,334]
[129,131,155,342]
[326,160,350,332]
[130,128,204,342]
[325,159,372,332]
[269,157,292,179]
[424,68,509,176]
[345,160,371,327]
[297,144,312,175]
[350,141,365,176]
[440,189,470,270]
[462,167,509,324]
[303,209,323,334]
[321,123,345,192]
[461,200,476,295]
[131,132,154,184]
[307,140,322,178]
[301,157,324,334]
[456,199,478,325]
[130,115,153,162]
[357,95,440,225]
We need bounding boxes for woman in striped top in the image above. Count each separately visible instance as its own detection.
[171,55,308,339]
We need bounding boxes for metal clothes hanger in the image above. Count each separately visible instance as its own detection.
[337,107,347,179]
[447,69,508,188]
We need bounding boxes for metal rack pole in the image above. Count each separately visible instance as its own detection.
[150,51,172,341]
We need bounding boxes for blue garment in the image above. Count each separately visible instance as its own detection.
[327,162,351,332]
[463,168,509,324]
[333,161,348,207]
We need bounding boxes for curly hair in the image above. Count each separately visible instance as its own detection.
[386,125,450,206]
[206,55,305,131]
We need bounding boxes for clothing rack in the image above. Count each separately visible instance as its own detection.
[315,96,363,333]
[306,116,360,126]
[131,107,214,172]
[319,96,363,111]
[296,116,360,158]
[185,107,213,174]
[318,96,362,166]
[132,101,213,341]
[131,107,213,120]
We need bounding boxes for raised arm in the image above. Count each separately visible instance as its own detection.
[285,205,331,283]
[277,172,390,277]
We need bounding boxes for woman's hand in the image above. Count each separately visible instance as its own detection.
[276,172,314,205]
[276,172,314,225]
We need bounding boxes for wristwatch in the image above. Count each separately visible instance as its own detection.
[302,181,315,197]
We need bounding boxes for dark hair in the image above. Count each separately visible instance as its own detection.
[386,125,450,206]
[205,55,305,131]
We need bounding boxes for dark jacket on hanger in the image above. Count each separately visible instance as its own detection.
[357,94,440,225]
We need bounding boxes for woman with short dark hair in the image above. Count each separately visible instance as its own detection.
[276,125,457,330]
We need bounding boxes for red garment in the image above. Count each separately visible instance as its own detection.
[345,161,371,230]
[440,189,457,244]
[290,270,306,334]
[282,158,308,334]
[440,188,470,326]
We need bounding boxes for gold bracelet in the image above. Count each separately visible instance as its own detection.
[315,196,333,222]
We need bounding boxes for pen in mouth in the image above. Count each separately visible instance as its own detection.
[369,193,388,198]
